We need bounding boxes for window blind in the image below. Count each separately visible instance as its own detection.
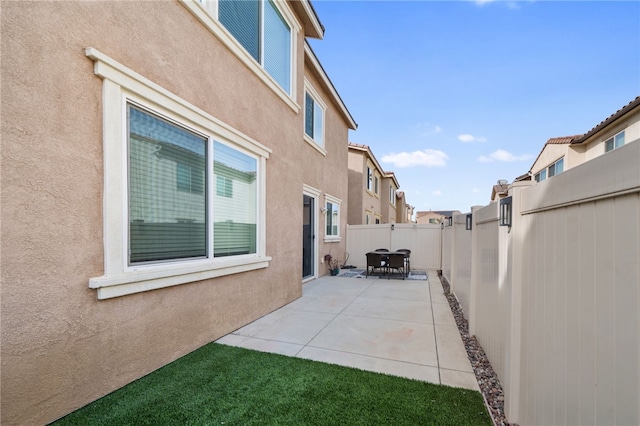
[128,106,207,263]
[263,0,291,92]
[213,142,257,257]
[219,0,260,62]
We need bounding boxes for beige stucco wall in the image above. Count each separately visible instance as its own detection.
[347,149,383,224]
[347,151,364,224]
[301,67,350,273]
[530,144,570,175]
[1,2,351,424]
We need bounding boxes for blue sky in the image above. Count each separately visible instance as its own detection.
[308,0,640,213]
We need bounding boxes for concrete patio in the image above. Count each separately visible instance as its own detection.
[217,271,479,392]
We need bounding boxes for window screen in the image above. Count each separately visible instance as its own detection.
[128,105,207,264]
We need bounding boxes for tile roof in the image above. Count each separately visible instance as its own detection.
[571,96,640,145]
[546,135,583,145]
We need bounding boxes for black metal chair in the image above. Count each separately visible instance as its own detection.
[386,252,405,279]
[366,252,386,277]
[396,249,411,275]
[374,248,389,252]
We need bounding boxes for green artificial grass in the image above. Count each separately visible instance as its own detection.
[53,343,491,425]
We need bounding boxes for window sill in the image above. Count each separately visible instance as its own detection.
[304,135,327,156]
[324,237,341,243]
[90,256,272,299]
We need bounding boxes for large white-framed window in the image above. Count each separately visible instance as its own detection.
[181,0,300,111]
[389,185,396,206]
[604,130,625,152]
[86,48,271,300]
[303,79,326,153]
[366,165,373,192]
[324,194,341,241]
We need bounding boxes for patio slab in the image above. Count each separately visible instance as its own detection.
[216,271,479,392]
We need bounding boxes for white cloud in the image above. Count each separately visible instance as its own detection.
[381,149,448,168]
[472,188,480,193]
[477,149,533,163]
[458,134,487,143]
[432,190,443,196]
[412,122,444,137]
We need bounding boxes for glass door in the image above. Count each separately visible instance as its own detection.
[302,194,314,279]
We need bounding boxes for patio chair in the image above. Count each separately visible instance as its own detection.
[386,252,406,279]
[396,249,411,275]
[366,252,386,277]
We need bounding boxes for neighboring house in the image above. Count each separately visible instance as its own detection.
[381,171,400,224]
[529,96,640,183]
[529,135,582,183]
[490,181,510,202]
[1,1,356,425]
[347,143,385,224]
[395,191,415,223]
[569,96,640,162]
[416,210,462,224]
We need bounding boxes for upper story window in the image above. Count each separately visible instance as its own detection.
[374,174,380,195]
[389,185,396,205]
[366,166,373,191]
[535,157,564,182]
[605,130,625,152]
[304,80,325,149]
[186,0,299,110]
[218,0,292,93]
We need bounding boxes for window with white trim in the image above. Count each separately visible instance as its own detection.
[324,194,341,240]
[605,130,625,152]
[389,185,396,205]
[366,166,373,191]
[304,81,325,149]
[535,157,564,182]
[184,0,299,109]
[217,0,292,93]
[86,48,271,299]
[374,174,380,195]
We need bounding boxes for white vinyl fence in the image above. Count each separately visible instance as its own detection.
[345,223,442,271]
[442,139,640,425]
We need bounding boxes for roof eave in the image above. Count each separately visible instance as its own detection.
[305,42,357,130]
[289,0,324,39]
[571,96,640,145]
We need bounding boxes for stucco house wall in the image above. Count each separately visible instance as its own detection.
[530,143,570,176]
[347,143,395,224]
[1,2,354,424]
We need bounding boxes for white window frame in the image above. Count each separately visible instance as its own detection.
[86,48,272,300]
[366,165,373,192]
[389,185,396,206]
[374,173,380,196]
[179,0,300,112]
[303,79,326,155]
[324,194,341,242]
[535,157,564,182]
[604,130,625,152]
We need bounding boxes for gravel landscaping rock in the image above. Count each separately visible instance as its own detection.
[437,271,515,426]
